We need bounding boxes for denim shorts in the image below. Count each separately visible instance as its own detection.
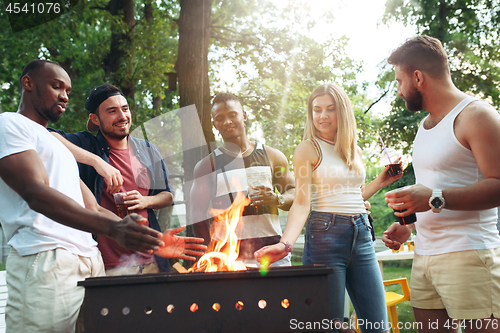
[303,211,388,333]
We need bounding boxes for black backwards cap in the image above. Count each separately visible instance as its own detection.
[85,84,124,114]
[85,84,125,132]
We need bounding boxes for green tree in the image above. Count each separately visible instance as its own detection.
[377,0,500,151]
[208,0,377,164]
[0,0,179,132]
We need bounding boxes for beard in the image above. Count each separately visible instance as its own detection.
[99,120,130,140]
[37,103,62,123]
[35,90,63,123]
[403,87,424,112]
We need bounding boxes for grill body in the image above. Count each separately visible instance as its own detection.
[78,265,332,333]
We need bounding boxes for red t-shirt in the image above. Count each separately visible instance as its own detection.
[97,147,156,269]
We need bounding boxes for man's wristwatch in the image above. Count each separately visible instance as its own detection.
[276,193,285,207]
[429,189,445,213]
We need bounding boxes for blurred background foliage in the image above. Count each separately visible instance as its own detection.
[1,0,499,234]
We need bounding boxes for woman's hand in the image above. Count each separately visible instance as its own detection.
[377,157,404,187]
[254,242,288,265]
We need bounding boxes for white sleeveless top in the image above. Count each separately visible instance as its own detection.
[413,96,500,255]
[310,138,366,214]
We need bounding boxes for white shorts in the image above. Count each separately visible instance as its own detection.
[5,247,105,333]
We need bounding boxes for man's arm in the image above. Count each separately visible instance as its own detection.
[80,178,120,219]
[190,156,214,245]
[81,172,206,259]
[51,132,123,193]
[443,101,500,209]
[248,146,295,211]
[124,190,173,211]
[124,143,175,211]
[386,102,500,215]
[0,149,163,254]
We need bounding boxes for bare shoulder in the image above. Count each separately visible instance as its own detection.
[263,145,288,164]
[459,100,499,124]
[456,99,500,148]
[293,140,319,166]
[193,154,214,178]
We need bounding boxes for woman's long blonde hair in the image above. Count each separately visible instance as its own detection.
[303,83,362,173]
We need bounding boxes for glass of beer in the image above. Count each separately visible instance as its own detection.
[113,192,129,218]
[407,233,415,252]
[392,243,404,253]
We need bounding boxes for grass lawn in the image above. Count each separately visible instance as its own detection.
[380,261,418,333]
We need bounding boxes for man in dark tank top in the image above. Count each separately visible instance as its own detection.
[191,93,296,266]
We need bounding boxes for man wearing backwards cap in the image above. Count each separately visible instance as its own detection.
[51,84,189,275]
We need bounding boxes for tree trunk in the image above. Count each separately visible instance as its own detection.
[176,0,213,143]
[437,1,448,41]
[176,0,214,249]
[145,0,163,117]
[103,0,136,121]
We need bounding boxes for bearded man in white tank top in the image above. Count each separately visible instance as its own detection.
[382,35,500,333]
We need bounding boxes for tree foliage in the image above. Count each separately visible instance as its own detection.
[0,0,179,132]
[378,0,500,151]
[209,0,377,164]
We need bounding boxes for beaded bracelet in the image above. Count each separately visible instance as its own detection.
[279,241,293,253]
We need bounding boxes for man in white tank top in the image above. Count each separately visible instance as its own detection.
[382,36,500,332]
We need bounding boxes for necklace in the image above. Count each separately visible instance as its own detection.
[221,142,253,156]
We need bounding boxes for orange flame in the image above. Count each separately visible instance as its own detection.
[188,191,250,272]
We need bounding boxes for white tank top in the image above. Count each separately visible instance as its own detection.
[413,96,500,255]
[310,138,366,214]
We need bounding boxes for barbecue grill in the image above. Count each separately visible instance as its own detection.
[78,265,333,333]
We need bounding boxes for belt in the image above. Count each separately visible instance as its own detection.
[333,213,364,224]
[309,211,364,224]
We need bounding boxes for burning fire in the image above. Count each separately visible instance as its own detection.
[188,191,250,272]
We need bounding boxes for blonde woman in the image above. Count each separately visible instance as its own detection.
[255,83,402,333]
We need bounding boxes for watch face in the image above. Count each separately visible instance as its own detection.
[431,197,443,208]
[278,195,285,205]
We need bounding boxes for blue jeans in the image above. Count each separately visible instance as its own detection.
[303,212,388,333]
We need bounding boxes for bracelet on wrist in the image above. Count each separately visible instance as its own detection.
[279,241,293,253]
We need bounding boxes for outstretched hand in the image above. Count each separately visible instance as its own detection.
[155,226,207,261]
[254,242,288,265]
[108,213,164,254]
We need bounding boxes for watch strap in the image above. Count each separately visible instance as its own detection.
[276,193,285,207]
[429,189,445,213]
